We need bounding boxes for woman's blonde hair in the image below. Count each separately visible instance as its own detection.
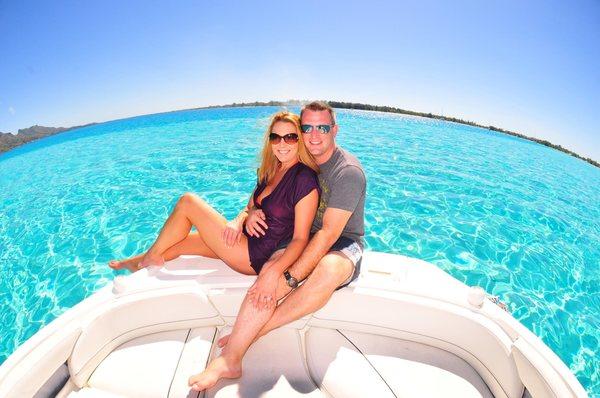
[258,111,319,184]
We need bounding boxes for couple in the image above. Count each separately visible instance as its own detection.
[109,101,366,392]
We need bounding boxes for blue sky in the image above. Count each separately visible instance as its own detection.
[1,0,599,160]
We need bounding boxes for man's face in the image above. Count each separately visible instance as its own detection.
[301,110,338,164]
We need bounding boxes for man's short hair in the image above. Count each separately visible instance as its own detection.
[300,101,336,125]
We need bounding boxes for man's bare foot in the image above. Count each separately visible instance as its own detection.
[138,251,165,269]
[188,355,242,392]
[108,256,143,272]
[217,334,230,348]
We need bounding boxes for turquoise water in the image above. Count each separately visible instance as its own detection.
[0,107,598,394]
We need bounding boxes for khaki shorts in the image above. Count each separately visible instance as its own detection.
[275,235,363,290]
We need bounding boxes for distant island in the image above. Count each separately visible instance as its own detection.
[0,123,96,154]
[1,101,597,168]
[203,100,600,168]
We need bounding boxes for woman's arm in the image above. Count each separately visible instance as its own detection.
[221,193,255,246]
[239,195,255,223]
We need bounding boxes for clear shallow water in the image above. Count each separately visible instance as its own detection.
[0,107,598,394]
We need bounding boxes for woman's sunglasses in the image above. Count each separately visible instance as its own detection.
[301,124,332,134]
[269,133,299,144]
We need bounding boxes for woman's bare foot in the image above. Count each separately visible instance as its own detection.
[217,334,231,348]
[188,355,242,392]
[138,251,165,269]
[108,255,143,272]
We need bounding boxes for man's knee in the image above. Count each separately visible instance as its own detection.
[312,255,353,288]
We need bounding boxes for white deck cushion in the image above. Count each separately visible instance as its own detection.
[69,288,220,386]
[312,289,522,398]
[67,327,217,398]
[207,327,324,397]
[169,327,216,398]
[305,328,396,398]
[67,387,128,397]
[341,329,494,397]
[86,329,190,397]
[306,327,493,398]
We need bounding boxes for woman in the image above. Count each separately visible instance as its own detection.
[109,113,319,390]
[109,112,320,307]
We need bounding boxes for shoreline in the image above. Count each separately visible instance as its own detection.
[202,100,600,168]
[1,101,597,168]
[0,123,97,155]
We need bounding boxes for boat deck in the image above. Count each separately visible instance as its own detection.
[2,253,586,398]
[67,325,493,398]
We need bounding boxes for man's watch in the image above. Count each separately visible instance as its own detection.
[284,270,299,289]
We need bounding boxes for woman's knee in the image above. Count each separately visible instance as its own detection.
[178,192,202,209]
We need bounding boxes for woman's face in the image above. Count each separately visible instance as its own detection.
[270,121,299,165]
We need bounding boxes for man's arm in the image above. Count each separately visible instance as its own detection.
[288,163,366,280]
[287,207,353,281]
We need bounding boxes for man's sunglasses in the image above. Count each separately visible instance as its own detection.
[301,124,333,134]
[269,133,299,144]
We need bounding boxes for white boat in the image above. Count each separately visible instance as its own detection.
[0,252,588,398]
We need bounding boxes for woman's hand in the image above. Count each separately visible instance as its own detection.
[247,269,278,310]
[221,218,243,247]
[245,208,268,237]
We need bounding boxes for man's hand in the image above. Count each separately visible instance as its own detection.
[221,218,243,247]
[245,208,268,237]
[248,268,278,310]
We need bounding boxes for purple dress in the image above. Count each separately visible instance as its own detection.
[244,162,320,273]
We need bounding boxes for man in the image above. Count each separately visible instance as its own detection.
[188,101,366,391]
[251,100,366,330]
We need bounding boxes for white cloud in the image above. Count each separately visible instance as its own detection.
[8,106,15,115]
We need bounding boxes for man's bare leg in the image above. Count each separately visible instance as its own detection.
[258,253,353,337]
[218,253,353,347]
[188,251,286,391]
[216,276,291,348]
[188,293,275,391]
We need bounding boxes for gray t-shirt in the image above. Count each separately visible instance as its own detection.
[311,147,366,248]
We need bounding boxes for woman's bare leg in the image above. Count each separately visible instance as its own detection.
[110,192,255,275]
[109,192,197,270]
[161,231,218,260]
[108,254,145,272]
[137,193,197,267]
[109,231,219,272]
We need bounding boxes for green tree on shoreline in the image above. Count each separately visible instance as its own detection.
[1,101,597,169]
